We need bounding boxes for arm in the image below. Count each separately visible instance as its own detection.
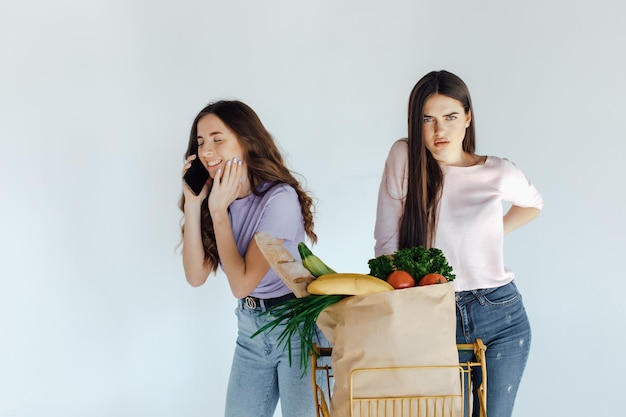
[211,209,275,298]
[374,140,408,257]
[499,158,543,236]
[181,156,213,287]
[208,159,272,298]
[503,205,540,235]
[182,202,213,287]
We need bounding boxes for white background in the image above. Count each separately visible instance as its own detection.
[1,1,625,416]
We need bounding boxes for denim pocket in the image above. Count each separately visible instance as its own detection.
[480,282,521,306]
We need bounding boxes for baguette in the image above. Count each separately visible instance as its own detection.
[254,231,314,297]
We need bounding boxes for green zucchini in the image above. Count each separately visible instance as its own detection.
[297,242,336,277]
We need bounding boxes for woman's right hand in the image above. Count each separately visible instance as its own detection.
[182,155,210,206]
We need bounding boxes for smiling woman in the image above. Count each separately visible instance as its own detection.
[177,100,330,417]
[195,114,250,187]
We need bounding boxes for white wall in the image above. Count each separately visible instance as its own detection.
[1,1,624,416]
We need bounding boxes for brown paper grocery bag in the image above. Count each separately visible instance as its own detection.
[316,282,461,417]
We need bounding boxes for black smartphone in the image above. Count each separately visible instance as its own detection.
[183,156,209,196]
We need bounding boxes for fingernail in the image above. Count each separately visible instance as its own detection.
[233,157,238,163]
[227,160,231,166]
[217,168,221,175]
[238,160,242,166]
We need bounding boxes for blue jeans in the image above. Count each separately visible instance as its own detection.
[456,281,531,417]
[224,299,331,417]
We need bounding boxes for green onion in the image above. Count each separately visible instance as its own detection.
[252,294,345,373]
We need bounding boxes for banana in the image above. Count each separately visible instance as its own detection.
[307,273,394,296]
[298,242,336,277]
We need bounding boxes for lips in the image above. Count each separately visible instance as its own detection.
[206,159,222,168]
[434,139,449,146]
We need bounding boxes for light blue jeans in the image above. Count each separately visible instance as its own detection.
[224,299,331,417]
[456,281,531,417]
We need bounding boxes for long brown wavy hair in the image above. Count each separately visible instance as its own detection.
[400,70,476,249]
[179,100,317,272]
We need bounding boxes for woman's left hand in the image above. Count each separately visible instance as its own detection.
[208,157,244,214]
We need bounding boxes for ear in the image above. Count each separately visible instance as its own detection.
[465,109,472,128]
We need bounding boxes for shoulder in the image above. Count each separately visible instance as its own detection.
[264,182,297,197]
[259,182,299,205]
[256,183,303,227]
[485,156,530,175]
[389,138,408,154]
[484,155,519,171]
[385,139,408,164]
[485,156,540,193]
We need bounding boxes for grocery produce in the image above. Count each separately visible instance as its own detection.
[386,270,416,289]
[252,294,345,372]
[368,246,456,283]
[297,242,336,277]
[253,237,456,372]
[307,273,394,295]
[418,273,448,286]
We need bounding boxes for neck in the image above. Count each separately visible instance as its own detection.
[436,151,482,167]
[237,178,253,199]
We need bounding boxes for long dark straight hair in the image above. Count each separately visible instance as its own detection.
[400,70,476,249]
[179,100,317,272]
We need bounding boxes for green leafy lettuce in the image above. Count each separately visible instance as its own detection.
[368,246,456,282]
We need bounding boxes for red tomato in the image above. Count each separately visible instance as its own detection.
[386,270,416,289]
[417,273,448,286]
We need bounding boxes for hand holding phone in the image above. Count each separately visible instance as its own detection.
[183,156,210,196]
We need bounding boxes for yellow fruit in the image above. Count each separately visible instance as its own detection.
[307,273,394,296]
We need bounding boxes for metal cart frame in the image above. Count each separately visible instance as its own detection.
[311,339,487,417]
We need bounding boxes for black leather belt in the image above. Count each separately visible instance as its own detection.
[243,293,296,310]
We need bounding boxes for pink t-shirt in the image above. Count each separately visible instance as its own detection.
[374,139,544,291]
[227,183,304,298]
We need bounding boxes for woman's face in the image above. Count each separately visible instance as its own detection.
[422,93,471,164]
[195,114,246,179]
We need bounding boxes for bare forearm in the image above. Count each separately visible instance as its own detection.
[212,210,268,298]
[503,206,540,235]
[182,205,211,286]
[212,210,245,279]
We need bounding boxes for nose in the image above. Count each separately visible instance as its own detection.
[433,120,445,135]
[200,143,214,158]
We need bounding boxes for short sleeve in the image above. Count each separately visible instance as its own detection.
[257,185,303,242]
[500,158,544,210]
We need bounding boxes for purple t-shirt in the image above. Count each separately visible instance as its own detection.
[226,182,304,298]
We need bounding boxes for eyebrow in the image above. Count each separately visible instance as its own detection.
[423,111,460,118]
[197,130,224,138]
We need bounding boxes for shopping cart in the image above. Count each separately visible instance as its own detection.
[311,339,487,417]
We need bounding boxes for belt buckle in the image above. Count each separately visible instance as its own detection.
[244,296,257,309]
